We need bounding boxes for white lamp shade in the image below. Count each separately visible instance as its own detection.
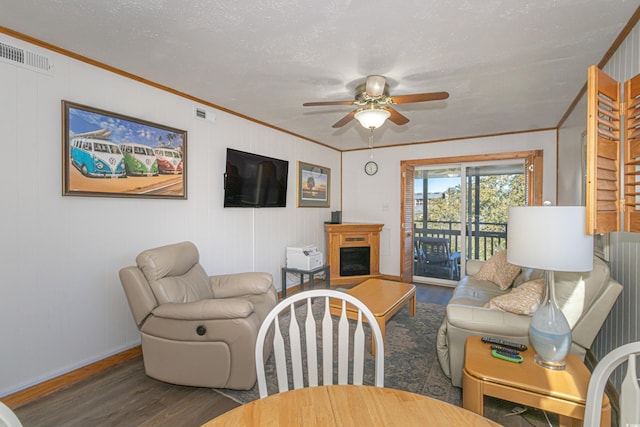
[354,108,390,129]
[507,206,593,272]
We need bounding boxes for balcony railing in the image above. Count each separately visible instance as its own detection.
[414,220,507,261]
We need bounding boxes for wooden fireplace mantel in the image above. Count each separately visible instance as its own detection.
[325,223,384,285]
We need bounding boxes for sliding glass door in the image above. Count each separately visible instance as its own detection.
[464,162,526,262]
[413,159,526,285]
[414,166,462,282]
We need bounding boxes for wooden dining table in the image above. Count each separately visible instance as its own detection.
[201,385,501,426]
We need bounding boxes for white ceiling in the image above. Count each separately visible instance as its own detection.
[1,0,638,151]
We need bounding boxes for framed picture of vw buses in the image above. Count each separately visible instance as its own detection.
[62,100,187,199]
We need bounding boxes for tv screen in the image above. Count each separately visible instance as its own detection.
[224,148,289,207]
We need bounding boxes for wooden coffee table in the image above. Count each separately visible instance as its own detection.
[329,278,416,354]
[462,336,611,427]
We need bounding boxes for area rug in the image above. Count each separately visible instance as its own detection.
[215,301,461,406]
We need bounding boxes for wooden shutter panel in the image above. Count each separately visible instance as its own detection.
[586,65,621,234]
[624,73,640,232]
[525,150,543,206]
[400,163,415,283]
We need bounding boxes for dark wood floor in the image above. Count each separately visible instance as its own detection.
[414,280,455,305]
[12,283,556,427]
[14,357,236,427]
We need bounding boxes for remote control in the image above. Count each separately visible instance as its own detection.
[491,349,524,363]
[481,336,528,351]
[491,345,520,355]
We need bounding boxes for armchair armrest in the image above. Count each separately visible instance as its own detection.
[152,298,254,320]
[209,272,273,298]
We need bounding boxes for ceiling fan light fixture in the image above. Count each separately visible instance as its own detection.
[354,108,390,130]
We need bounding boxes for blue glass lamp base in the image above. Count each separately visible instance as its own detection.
[529,270,572,371]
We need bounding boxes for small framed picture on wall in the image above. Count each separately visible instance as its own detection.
[297,161,330,208]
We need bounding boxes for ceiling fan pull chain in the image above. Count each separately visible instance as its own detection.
[369,129,375,158]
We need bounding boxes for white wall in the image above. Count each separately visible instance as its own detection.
[0,34,340,396]
[557,95,587,206]
[341,130,557,278]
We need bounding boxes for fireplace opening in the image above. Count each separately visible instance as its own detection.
[340,246,370,276]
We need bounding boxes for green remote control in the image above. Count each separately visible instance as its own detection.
[491,349,523,363]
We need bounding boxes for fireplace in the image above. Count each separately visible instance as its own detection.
[340,246,370,276]
[325,223,383,284]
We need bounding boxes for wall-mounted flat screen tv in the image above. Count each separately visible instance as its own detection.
[224,148,289,207]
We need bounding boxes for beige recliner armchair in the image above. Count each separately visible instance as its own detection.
[119,241,277,390]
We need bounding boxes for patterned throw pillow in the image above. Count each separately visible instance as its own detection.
[485,279,545,315]
[474,250,522,290]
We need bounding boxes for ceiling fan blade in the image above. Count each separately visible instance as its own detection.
[332,110,356,128]
[365,75,386,97]
[303,100,355,107]
[385,107,410,126]
[389,91,449,104]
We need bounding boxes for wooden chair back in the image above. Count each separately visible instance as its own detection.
[255,289,384,398]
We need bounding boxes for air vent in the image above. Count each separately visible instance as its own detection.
[194,106,216,123]
[0,35,54,76]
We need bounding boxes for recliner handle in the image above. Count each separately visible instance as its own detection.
[196,325,206,336]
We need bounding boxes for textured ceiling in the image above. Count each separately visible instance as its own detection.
[1,0,638,150]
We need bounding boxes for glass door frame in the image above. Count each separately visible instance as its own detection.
[413,163,464,286]
[463,158,527,265]
[400,150,544,286]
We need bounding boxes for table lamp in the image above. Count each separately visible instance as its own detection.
[507,204,593,370]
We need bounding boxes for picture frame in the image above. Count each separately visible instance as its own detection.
[62,100,187,199]
[297,161,330,207]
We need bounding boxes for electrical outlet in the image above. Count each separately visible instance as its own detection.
[382,202,390,211]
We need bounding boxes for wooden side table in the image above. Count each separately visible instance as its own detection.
[280,264,330,298]
[462,335,611,427]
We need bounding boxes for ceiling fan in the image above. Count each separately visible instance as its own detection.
[303,75,449,130]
